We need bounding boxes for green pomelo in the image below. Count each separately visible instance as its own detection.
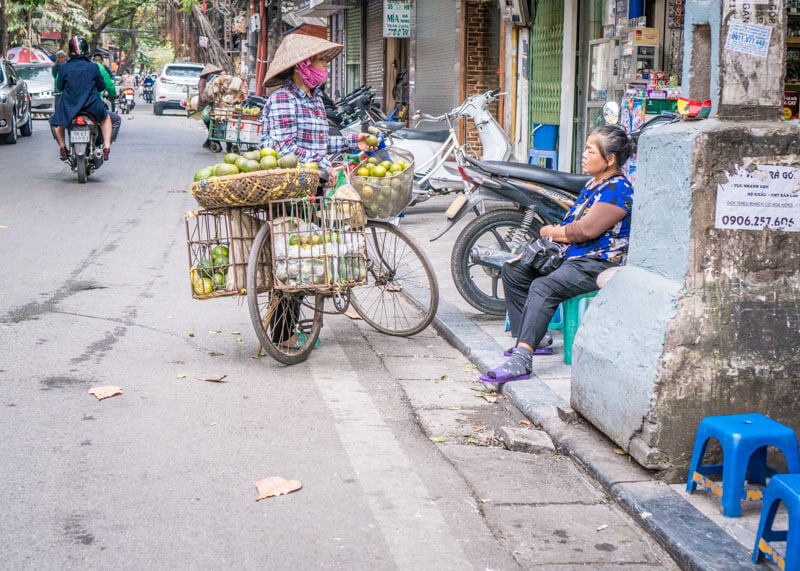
[224,153,241,165]
[259,155,278,170]
[194,167,213,181]
[240,159,260,173]
[243,150,261,161]
[214,163,239,177]
[260,147,278,158]
[278,153,298,168]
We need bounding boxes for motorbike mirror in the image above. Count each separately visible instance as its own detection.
[602,101,620,125]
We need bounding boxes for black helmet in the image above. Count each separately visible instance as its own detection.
[68,36,89,58]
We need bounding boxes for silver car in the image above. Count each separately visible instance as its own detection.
[0,58,33,144]
[153,62,204,116]
[16,63,56,117]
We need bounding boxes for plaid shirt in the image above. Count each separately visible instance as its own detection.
[261,81,358,171]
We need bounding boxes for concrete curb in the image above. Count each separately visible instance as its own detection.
[417,292,760,570]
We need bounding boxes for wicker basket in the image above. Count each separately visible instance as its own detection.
[185,207,272,300]
[190,168,320,209]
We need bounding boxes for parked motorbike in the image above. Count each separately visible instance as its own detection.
[438,102,680,315]
[118,88,136,114]
[65,113,104,183]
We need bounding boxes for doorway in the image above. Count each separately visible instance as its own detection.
[384,37,409,121]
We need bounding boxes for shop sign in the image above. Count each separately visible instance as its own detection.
[199,36,208,48]
[715,164,799,232]
[383,0,411,38]
[785,91,799,120]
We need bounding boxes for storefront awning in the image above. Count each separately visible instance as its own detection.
[293,0,360,17]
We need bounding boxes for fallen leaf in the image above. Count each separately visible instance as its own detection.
[429,436,446,443]
[235,338,243,343]
[471,387,493,394]
[230,331,241,335]
[613,448,626,455]
[520,419,532,425]
[448,406,461,411]
[208,352,224,357]
[467,438,477,445]
[188,332,195,337]
[210,422,217,426]
[474,425,486,432]
[88,386,122,400]
[344,312,362,320]
[481,394,497,404]
[254,477,302,501]
[596,524,608,531]
[480,498,491,503]
[440,375,449,381]
[209,330,222,334]
[465,363,477,369]
[196,375,227,383]
[176,373,186,379]
[462,433,472,437]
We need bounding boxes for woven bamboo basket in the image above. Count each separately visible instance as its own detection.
[190,168,320,209]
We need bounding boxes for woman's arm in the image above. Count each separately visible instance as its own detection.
[328,132,372,153]
[541,203,628,243]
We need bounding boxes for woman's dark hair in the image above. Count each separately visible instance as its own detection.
[590,125,634,168]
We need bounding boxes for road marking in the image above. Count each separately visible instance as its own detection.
[311,342,471,568]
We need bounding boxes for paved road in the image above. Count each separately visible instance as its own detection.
[0,102,675,569]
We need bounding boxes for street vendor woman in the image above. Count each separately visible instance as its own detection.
[260,34,371,183]
[197,63,223,149]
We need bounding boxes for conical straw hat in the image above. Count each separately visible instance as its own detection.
[200,63,224,77]
[264,33,343,87]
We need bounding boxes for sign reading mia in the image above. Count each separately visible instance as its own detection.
[383,0,411,38]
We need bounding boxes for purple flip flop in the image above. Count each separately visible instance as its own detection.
[503,347,553,357]
[479,363,531,384]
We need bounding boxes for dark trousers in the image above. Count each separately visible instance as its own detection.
[502,256,615,348]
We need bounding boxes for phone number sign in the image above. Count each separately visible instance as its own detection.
[383,0,411,38]
[715,164,799,231]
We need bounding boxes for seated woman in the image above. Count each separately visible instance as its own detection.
[484,125,634,383]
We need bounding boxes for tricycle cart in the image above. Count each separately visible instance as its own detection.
[185,150,438,365]
[206,107,263,154]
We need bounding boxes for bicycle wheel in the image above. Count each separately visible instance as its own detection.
[246,223,324,365]
[350,221,439,336]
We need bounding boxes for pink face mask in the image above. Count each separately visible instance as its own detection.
[296,58,328,89]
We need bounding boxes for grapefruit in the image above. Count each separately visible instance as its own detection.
[193,277,214,295]
[194,166,213,181]
[240,159,260,173]
[278,153,298,168]
[215,163,239,177]
[243,150,261,161]
[260,147,278,158]
[224,153,240,165]
[259,155,278,170]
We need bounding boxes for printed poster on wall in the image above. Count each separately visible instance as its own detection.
[383,0,411,38]
[715,164,800,232]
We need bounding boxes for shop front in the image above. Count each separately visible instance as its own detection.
[573,0,685,173]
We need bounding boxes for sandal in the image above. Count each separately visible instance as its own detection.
[504,333,553,357]
[480,349,532,384]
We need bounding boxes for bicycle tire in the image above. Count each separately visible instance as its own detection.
[246,223,324,365]
[350,221,439,336]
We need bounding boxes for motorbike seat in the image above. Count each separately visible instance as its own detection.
[392,128,450,143]
[373,120,406,132]
[484,160,591,195]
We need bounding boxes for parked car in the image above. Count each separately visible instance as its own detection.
[16,63,55,117]
[0,58,33,143]
[153,62,204,116]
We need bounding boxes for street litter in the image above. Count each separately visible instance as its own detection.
[209,330,222,334]
[344,312,362,320]
[188,332,195,337]
[429,436,446,442]
[88,386,122,400]
[596,524,608,531]
[176,373,186,379]
[475,393,497,403]
[520,419,532,425]
[208,352,224,357]
[254,477,302,501]
[196,375,227,383]
[613,448,626,455]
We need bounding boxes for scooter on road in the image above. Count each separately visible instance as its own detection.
[65,113,104,183]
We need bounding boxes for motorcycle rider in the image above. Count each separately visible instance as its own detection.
[142,73,155,101]
[50,36,113,161]
[92,53,115,112]
[117,68,136,109]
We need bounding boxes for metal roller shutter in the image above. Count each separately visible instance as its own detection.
[414,0,459,119]
[364,0,385,109]
[345,7,362,94]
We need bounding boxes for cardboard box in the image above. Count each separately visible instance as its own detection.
[225,118,262,144]
[634,27,659,45]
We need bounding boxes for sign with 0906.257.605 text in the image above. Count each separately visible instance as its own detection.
[715,164,799,232]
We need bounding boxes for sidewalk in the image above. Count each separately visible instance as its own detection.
[403,197,771,570]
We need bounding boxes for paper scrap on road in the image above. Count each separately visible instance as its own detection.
[196,375,227,383]
[176,373,186,379]
[596,524,608,531]
[344,312,362,320]
[88,386,123,400]
[254,477,302,501]
[209,330,222,334]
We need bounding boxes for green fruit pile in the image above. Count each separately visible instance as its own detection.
[352,156,413,219]
[192,148,319,182]
[192,244,230,294]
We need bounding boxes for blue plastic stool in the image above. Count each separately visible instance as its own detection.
[548,304,564,330]
[527,149,558,170]
[686,413,800,517]
[562,290,598,365]
[752,474,800,570]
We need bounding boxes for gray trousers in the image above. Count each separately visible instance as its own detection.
[502,256,615,348]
